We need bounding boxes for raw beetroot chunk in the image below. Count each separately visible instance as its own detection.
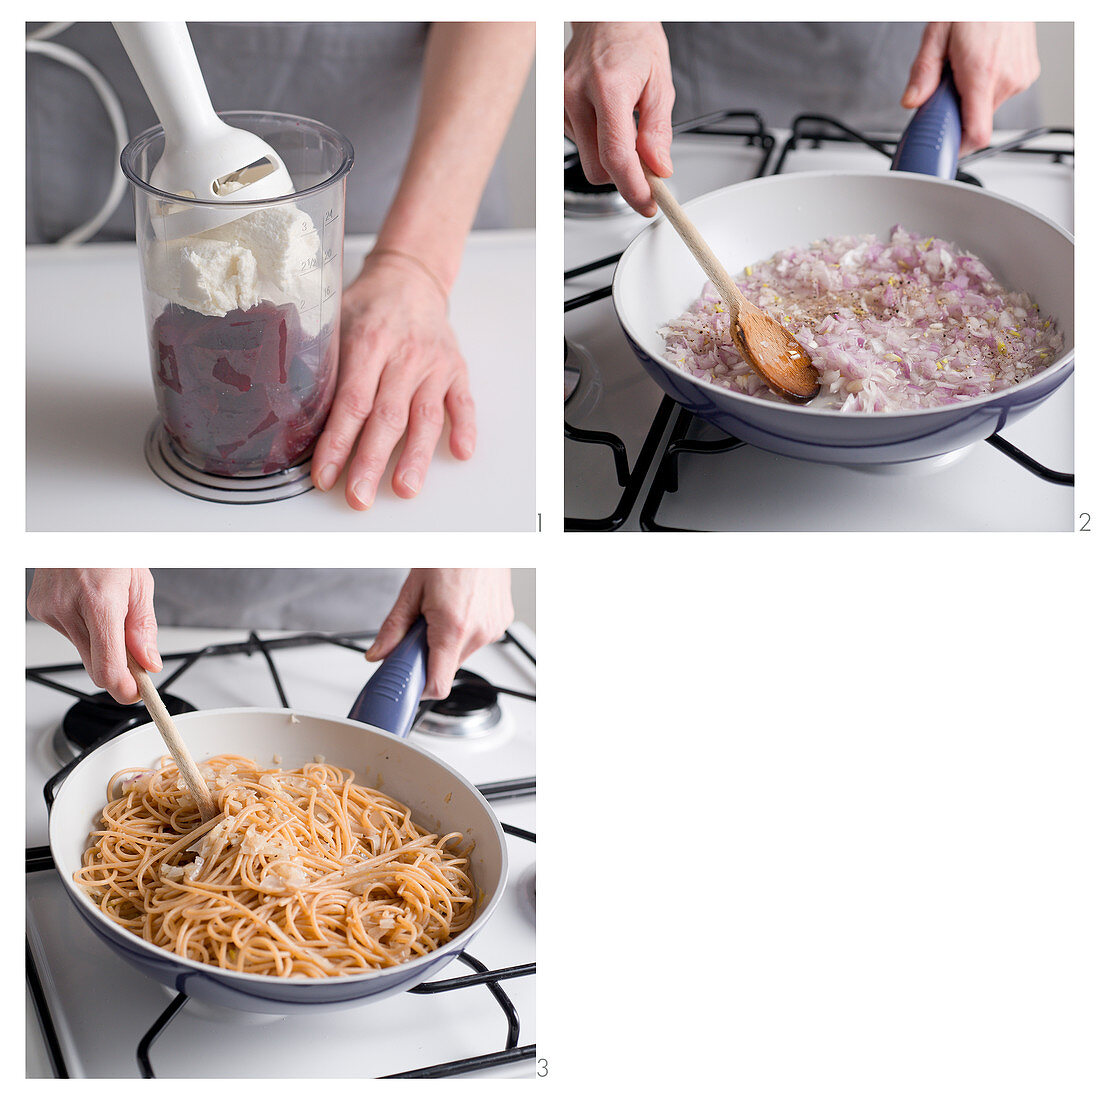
[151,300,336,476]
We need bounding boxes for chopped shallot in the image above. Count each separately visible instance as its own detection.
[659,226,1064,412]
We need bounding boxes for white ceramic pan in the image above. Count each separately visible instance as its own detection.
[613,74,1074,466]
[46,620,508,1014]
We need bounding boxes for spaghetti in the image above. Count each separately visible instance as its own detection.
[75,755,475,978]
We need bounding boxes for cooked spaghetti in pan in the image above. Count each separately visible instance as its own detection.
[75,755,475,978]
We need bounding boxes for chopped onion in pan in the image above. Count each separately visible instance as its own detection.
[659,226,1064,412]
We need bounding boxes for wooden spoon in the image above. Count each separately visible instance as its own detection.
[127,652,218,822]
[642,165,821,404]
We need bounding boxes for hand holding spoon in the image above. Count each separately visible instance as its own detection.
[642,165,820,403]
[127,652,218,822]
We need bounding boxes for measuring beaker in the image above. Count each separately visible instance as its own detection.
[121,111,354,478]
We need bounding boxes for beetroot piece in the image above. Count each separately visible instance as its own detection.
[150,301,337,476]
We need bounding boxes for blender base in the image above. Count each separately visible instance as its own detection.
[143,421,315,505]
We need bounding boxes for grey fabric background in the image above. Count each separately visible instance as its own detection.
[26,570,537,632]
[662,22,1042,132]
[149,568,407,630]
[25,569,407,631]
[26,21,510,244]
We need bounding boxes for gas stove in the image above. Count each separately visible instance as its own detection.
[564,112,1074,531]
[26,622,536,1079]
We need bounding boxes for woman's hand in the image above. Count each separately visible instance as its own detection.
[902,22,1040,156]
[27,568,160,704]
[564,21,675,216]
[311,252,476,510]
[309,22,531,511]
[366,569,514,699]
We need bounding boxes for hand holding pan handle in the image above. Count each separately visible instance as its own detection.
[347,615,428,739]
[890,62,962,179]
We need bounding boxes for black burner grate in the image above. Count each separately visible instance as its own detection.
[60,690,195,754]
[564,112,775,530]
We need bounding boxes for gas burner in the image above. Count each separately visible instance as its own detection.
[518,866,536,925]
[144,421,315,505]
[53,689,197,763]
[414,670,502,739]
[564,337,581,403]
[564,153,630,217]
[564,337,602,417]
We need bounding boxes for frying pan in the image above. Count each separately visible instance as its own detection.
[46,619,509,1014]
[613,72,1074,466]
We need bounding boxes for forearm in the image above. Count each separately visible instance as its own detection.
[371,21,534,290]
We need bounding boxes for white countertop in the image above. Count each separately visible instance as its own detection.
[27,230,535,531]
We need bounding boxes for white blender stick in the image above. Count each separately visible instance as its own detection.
[114,21,296,237]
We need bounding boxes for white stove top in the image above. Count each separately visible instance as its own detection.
[26,621,536,1079]
[27,230,534,532]
[564,126,1074,531]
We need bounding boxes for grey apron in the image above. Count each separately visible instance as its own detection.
[26,21,509,244]
[663,22,1042,133]
[149,568,408,631]
[25,569,408,632]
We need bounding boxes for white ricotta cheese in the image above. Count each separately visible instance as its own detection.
[144,204,322,330]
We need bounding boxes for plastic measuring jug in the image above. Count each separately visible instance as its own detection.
[121,111,354,478]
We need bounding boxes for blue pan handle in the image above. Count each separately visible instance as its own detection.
[347,616,428,739]
[890,63,962,178]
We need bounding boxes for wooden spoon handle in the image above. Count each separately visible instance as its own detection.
[127,652,217,822]
[643,165,742,326]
